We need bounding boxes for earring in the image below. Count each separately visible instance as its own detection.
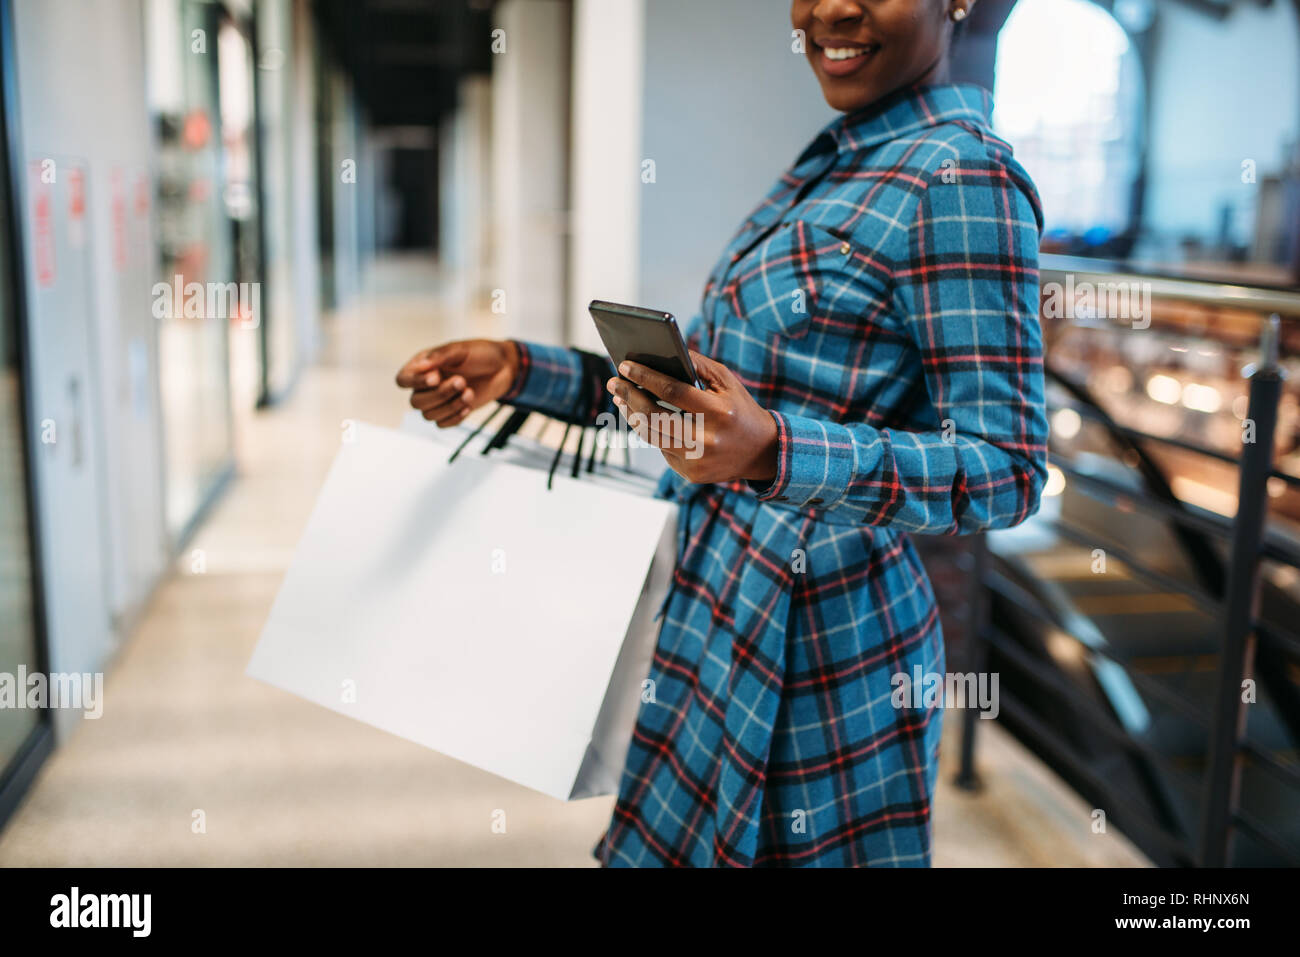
[950,6,968,20]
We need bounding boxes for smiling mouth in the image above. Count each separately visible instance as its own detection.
[816,42,880,77]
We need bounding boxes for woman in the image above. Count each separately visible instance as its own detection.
[396,0,1047,867]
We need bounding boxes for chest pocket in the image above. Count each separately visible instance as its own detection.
[724,220,848,341]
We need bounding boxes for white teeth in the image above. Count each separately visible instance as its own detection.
[824,46,872,61]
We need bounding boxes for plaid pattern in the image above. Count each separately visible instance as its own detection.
[504,84,1046,866]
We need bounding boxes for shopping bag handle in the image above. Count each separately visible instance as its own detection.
[446,403,512,464]
[446,349,623,490]
[448,405,595,491]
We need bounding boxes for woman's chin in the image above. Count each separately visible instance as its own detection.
[819,84,876,114]
[808,65,883,113]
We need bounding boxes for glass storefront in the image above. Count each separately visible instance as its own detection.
[146,0,237,542]
[0,47,44,785]
[217,10,266,412]
[993,0,1300,286]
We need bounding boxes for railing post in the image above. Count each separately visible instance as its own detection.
[955,533,990,790]
[1197,315,1285,867]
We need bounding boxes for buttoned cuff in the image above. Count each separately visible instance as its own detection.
[750,411,863,508]
[500,340,584,412]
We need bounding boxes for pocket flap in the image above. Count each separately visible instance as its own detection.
[727,220,840,339]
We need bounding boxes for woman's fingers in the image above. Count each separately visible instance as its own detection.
[431,400,473,427]
[610,382,702,452]
[395,350,437,388]
[409,375,468,412]
[615,361,714,412]
[423,387,475,425]
[686,350,735,392]
[609,379,659,420]
[411,377,477,426]
[622,408,682,448]
[395,343,470,388]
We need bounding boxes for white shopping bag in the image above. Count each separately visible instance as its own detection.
[247,418,677,801]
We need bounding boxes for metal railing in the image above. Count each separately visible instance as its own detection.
[1200,317,1287,866]
[1040,255,1300,319]
[958,294,1300,867]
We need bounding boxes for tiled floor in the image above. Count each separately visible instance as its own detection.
[0,258,1148,867]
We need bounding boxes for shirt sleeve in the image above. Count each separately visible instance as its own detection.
[751,166,1049,535]
[499,339,617,425]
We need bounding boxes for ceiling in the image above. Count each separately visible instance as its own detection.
[312,0,497,128]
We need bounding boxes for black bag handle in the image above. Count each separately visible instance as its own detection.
[447,404,510,464]
[446,348,617,489]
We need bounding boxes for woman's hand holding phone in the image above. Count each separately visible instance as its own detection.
[395,339,520,427]
[607,350,779,486]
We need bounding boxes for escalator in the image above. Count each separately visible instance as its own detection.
[977,355,1300,867]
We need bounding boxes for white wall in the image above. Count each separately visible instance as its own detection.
[481,0,830,349]
[563,0,832,346]
[440,75,493,323]
[636,0,832,322]
[11,0,164,735]
[257,0,322,397]
[567,0,645,350]
[491,0,570,343]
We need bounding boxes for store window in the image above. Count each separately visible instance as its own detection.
[993,0,1300,285]
[995,0,1142,250]
[0,67,45,791]
[146,0,238,541]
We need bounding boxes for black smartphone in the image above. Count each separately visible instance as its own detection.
[588,300,700,391]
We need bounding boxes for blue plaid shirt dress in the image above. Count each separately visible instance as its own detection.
[500,83,1048,867]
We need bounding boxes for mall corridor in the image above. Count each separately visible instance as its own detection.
[2,0,1298,878]
[0,258,1147,867]
[0,260,622,866]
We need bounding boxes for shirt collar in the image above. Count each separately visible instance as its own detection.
[797,83,994,165]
